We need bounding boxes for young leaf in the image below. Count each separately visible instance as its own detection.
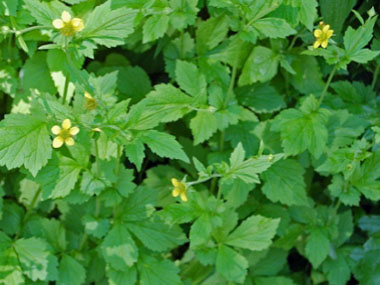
[305,228,330,268]
[225,215,280,251]
[0,113,52,176]
[190,111,218,144]
[57,255,86,285]
[175,60,207,97]
[143,14,170,43]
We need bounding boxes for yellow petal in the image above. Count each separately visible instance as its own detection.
[84,91,93,99]
[180,192,188,202]
[61,11,72,23]
[321,40,328,48]
[313,40,321,49]
[313,29,322,38]
[69,127,80,136]
[62,119,71,130]
[171,178,180,187]
[326,29,333,38]
[52,19,64,29]
[172,188,180,197]
[51,125,61,135]
[52,136,64,148]
[65,137,75,146]
[72,18,84,32]
[323,24,330,33]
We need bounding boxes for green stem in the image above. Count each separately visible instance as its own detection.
[187,174,222,187]
[94,139,101,176]
[318,65,337,108]
[371,64,380,90]
[16,188,42,238]
[61,73,70,104]
[115,145,122,176]
[15,25,49,35]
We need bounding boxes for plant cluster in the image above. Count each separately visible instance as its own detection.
[0,0,380,284]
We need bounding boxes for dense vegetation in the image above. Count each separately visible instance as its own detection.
[0,0,380,284]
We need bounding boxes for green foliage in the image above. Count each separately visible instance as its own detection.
[0,0,379,284]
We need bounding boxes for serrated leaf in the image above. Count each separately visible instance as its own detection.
[252,18,296,39]
[305,228,330,268]
[196,15,229,53]
[225,215,280,251]
[101,223,138,269]
[106,266,137,285]
[261,159,308,206]
[57,255,86,285]
[175,60,207,97]
[216,245,248,283]
[141,130,189,163]
[143,14,169,43]
[190,111,218,144]
[0,113,52,176]
[299,0,318,30]
[127,218,186,252]
[81,1,137,47]
[138,255,181,285]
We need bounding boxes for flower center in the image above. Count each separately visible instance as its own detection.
[59,129,71,139]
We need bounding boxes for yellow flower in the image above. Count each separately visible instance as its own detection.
[171,178,188,202]
[84,91,97,110]
[313,22,334,49]
[51,119,80,148]
[52,11,84,36]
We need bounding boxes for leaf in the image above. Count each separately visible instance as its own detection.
[23,0,66,26]
[238,46,279,86]
[349,49,380,64]
[0,112,52,176]
[22,52,57,95]
[225,121,260,157]
[322,252,351,285]
[319,0,357,35]
[343,16,376,54]
[81,0,137,47]
[237,84,286,113]
[255,276,297,285]
[13,238,51,281]
[272,95,330,158]
[299,0,318,30]
[190,111,218,144]
[35,154,82,199]
[117,66,152,103]
[107,266,137,285]
[261,159,308,206]
[216,245,248,283]
[123,140,145,171]
[305,228,330,268]
[140,130,189,163]
[138,255,181,285]
[57,255,86,285]
[226,143,283,184]
[225,215,280,251]
[252,18,296,39]
[196,15,229,53]
[175,60,207,97]
[143,14,170,43]
[127,218,186,252]
[101,223,138,269]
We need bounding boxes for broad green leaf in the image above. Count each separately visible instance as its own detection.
[255,276,296,285]
[343,16,376,54]
[320,0,357,35]
[225,215,280,251]
[81,1,137,47]
[143,14,170,43]
[82,215,110,239]
[175,60,207,97]
[57,255,86,285]
[123,139,145,171]
[107,266,137,285]
[252,18,296,39]
[299,0,318,30]
[272,95,330,158]
[0,245,24,285]
[117,66,152,104]
[13,238,51,281]
[349,49,380,64]
[190,111,218,144]
[196,15,229,53]
[239,46,279,86]
[322,253,351,285]
[24,0,66,26]
[225,121,260,157]
[237,84,286,113]
[138,255,181,285]
[216,245,248,283]
[289,56,324,94]
[0,113,52,176]
[127,218,186,252]
[0,202,24,236]
[305,228,330,268]
[35,154,82,199]
[0,0,18,16]
[140,130,189,163]
[101,223,138,269]
[261,159,308,206]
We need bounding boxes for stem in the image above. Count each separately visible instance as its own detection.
[187,174,222,187]
[16,25,49,35]
[16,188,42,238]
[61,73,70,104]
[94,139,101,176]
[371,64,380,90]
[115,145,122,176]
[318,65,337,108]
